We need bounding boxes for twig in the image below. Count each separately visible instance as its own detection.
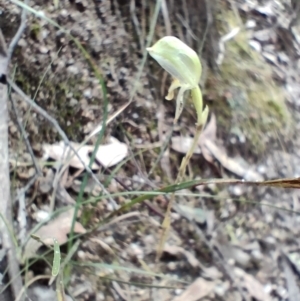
[198,0,213,56]
[130,0,143,50]
[7,0,28,61]
[161,0,171,36]
[0,29,23,300]
[9,92,42,176]
[17,189,27,245]
[7,78,117,209]
[13,173,38,202]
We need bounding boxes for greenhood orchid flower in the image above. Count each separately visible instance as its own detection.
[147,36,207,125]
[147,36,209,259]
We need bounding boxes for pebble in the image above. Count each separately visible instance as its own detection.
[18,38,27,47]
[174,289,183,296]
[249,40,262,52]
[83,88,92,99]
[262,51,277,64]
[96,292,105,301]
[69,98,78,106]
[167,261,177,271]
[34,210,50,222]
[128,243,144,259]
[60,9,68,17]
[245,19,256,29]
[251,249,263,261]
[67,65,79,75]
[103,236,115,245]
[39,46,49,54]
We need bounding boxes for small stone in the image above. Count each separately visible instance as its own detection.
[277,52,289,64]
[39,46,49,54]
[96,292,105,301]
[246,20,256,29]
[174,289,183,295]
[67,65,79,75]
[265,213,274,223]
[254,29,274,42]
[83,88,92,99]
[60,9,68,17]
[167,262,177,271]
[251,249,263,260]
[257,165,266,174]
[69,98,78,106]
[67,58,75,66]
[262,51,277,64]
[18,38,27,47]
[103,236,115,245]
[249,40,261,52]
[34,210,50,222]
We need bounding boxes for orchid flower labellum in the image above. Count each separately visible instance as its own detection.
[147,36,207,125]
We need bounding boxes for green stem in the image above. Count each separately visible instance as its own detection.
[191,85,203,125]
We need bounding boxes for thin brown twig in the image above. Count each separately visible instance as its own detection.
[9,92,42,176]
[7,78,117,209]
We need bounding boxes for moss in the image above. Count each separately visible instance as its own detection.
[29,23,42,40]
[13,66,86,143]
[207,10,292,155]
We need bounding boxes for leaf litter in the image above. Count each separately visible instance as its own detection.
[171,114,263,180]
[43,136,128,170]
[171,277,215,301]
[23,208,86,260]
[5,0,300,300]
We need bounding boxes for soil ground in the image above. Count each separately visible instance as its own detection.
[1,0,300,300]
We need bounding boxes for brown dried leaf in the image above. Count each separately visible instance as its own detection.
[95,136,128,168]
[201,113,217,142]
[38,169,54,194]
[23,208,86,260]
[43,136,128,169]
[171,136,201,154]
[220,244,251,268]
[204,140,263,181]
[43,141,99,169]
[171,113,217,156]
[198,114,217,163]
[171,277,215,301]
[175,204,207,224]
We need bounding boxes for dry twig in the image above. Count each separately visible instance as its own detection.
[10,93,42,176]
[7,0,28,61]
[7,79,118,211]
[0,29,23,301]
